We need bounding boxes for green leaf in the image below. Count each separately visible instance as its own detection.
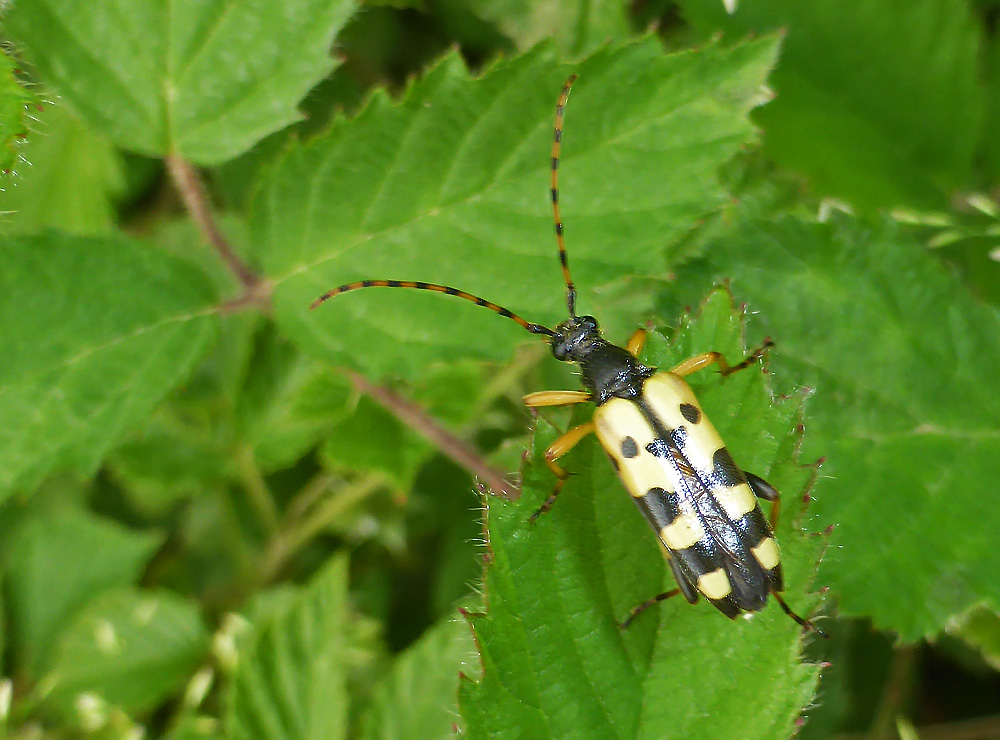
[0,232,219,500]
[0,586,6,676]
[256,36,778,380]
[363,0,425,7]
[0,45,39,177]
[225,556,349,740]
[465,0,632,56]
[43,587,209,716]
[669,215,1000,641]
[982,24,1000,184]
[236,329,354,473]
[162,716,224,740]
[321,395,433,491]
[3,508,162,677]
[111,316,354,519]
[0,103,125,235]
[950,607,1000,672]
[678,0,983,209]
[106,311,258,517]
[320,359,495,490]
[460,289,823,739]
[4,0,357,164]
[149,213,253,298]
[360,614,477,740]
[108,412,236,519]
[796,619,894,740]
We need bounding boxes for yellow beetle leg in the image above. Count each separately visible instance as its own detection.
[524,390,591,407]
[529,421,595,523]
[669,338,774,378]
[625,328,647,357]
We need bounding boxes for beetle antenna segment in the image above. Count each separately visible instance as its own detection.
[552,74,578,317]
[310,280,557,337]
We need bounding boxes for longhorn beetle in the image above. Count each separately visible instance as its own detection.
[312,76,824,635]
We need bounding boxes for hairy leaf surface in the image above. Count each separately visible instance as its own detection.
[0,104,125,235]
[360,614,476,740]
[0,48,38,177]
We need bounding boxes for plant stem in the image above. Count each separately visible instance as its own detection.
[285,471,337,525]
[345,369,518,499]
[837,713,1000,740]
[165,153,263,296]
[263,473,385,582]
[867,643,919,740]
[460,343,544,434]
[236,444,279,535]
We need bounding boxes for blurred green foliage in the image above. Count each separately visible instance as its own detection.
[2,1,1000,738]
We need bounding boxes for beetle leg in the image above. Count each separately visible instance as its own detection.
[619,588,682,629]
[524,390,591,407]
[620,547,698,628]
[747,476,828,638]
[625,328,647,357]
[746,471,781,530]
[774,593,829,638]
[529,421,595,523]
[669,338,774,378]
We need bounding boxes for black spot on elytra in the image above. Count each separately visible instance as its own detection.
[713,447,747,487]
[621,437,639,458]
[680,403,701,424]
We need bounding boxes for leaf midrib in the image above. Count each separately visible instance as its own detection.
[0,307,216,395]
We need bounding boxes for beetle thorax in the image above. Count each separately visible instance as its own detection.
[549,315,654,405]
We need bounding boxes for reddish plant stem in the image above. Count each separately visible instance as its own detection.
[166,153,259,291]
[345,370,517,500]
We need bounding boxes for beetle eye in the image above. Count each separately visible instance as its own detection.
[551,339,569,360]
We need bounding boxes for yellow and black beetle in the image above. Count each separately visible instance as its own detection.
[312,76,823,635]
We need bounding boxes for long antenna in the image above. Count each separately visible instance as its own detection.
[310,280,556,337]
[552,74,578,317]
